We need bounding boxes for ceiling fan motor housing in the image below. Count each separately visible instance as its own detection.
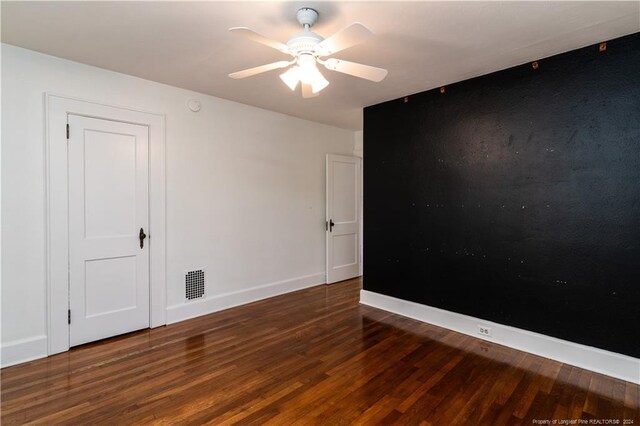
[287,31,324,56]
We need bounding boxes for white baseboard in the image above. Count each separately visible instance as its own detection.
[167,272,326,324]
[1,335,48,368]
[360,290,640,385]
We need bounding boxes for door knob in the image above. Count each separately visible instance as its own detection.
[139,228,147,249]
[329,219,335,232]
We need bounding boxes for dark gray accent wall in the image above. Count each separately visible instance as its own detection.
[363,33,640,357]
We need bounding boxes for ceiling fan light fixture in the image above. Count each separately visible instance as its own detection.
[310,69,329,93]
[280,66,301,90]
[297,55,329,93]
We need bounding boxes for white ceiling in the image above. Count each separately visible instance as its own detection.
[2,1,639,130]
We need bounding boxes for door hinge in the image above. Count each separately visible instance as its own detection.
[68,309,71,324]
[66,123,70,140]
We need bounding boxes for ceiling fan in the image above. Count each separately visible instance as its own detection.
[228,8,388,98]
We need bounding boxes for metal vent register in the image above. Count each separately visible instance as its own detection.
[185,269,205,300]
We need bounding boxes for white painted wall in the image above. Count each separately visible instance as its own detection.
[353,130,363,158]
[1,44,356,363]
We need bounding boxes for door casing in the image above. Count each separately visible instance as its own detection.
[46,94,166,355]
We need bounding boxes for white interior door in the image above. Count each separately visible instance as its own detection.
[68,115,150,347]
[326,154,361,284]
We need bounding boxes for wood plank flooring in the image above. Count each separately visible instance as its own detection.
[1,278,638,425]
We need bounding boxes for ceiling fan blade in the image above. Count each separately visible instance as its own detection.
[322,58,388,82]
[316,23,372,56]
[301,82,319,98]
[229,27,290,53]
[229,61,292,79]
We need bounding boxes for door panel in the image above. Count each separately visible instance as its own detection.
[333,161,357,222]
[326,154,361,284]
[84,256,137,317]
[333,234,358,268]
[84,131,137,238]
[68,115,150,347]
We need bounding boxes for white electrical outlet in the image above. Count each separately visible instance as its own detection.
[478,325,492,337]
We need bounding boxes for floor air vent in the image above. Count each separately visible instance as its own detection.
[185,269,205,301]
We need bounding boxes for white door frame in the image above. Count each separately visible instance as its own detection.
[45,94,166,355]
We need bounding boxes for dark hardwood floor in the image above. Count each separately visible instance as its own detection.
[1,277,638,425]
